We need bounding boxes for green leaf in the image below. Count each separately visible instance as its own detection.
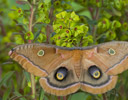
[102,11,112,19]
[112,7,122,16]
[82,41,88,46]
[23,71,31,83]
[74,31,79,37]
[0,71,14,88]
[60,33,66,37]
[56,11,68,19]
[38,33,46,43]
[70,11,80,21]
[53,24,64,32]
[2,80,12,100]
[97,18,110,31]
[68,92,89,100]
[44,0,51,4]
[122,22,128,31]
[106,31,116,40]
[16,3,30,10]
[7,0,17,8]
[111,20,121,30]
[23,71,31,87]
[66,43,72,47]
[39,88,45,100]
[114,0,122,10]
[80,24,88,33]
[56,40,62,46]
[61,42,67,47]
[23,18,29,24]
[14,91,27,100]
[14,35,24,44]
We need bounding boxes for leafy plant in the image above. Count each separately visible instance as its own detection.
[51,11,93,47]
[1,0,128,100]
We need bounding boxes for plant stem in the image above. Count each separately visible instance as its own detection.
[91,7,100,43]
[63,96,67,100]
[31,74,36,99]
[58,96,61,100]
[46,2,54,43]
[28,0,36,99]
[102,93,108,100]
[21,76,26,89]
[29,4,34,32]
[33,0,36,4]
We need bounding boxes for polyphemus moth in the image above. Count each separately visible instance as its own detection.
[8,41,128,96]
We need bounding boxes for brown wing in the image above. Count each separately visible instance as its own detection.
[80,41,128,94]
[9,43,80,96]
[85,41,128,75]
[80,51,118,94]
[9,43,73,77]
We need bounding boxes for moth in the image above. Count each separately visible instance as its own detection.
[8,41,128,96]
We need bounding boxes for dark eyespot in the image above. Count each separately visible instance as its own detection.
[88,65,102,79]
[55,67,68,81]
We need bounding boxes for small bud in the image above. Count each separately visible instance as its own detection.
[41,4,44,8]
[69,18,73,20]
[27,33,30,36]
[74,27,77,31]
[66,30,69,33]
[102,20,106,24]
[18,9,21,13]
[58,36,61,39]
[60,26,62,29]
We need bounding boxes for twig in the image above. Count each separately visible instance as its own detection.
[88,7,94,19]
[46,25,53,43]
[91,7,100,43]
[92,25,97,43]
[46,2,54,43]
[95,7,100,20]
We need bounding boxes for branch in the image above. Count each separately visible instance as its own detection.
[91,5,100,42]
[94,7,100,20]
[88,7,94,19]
[46,5,54,43]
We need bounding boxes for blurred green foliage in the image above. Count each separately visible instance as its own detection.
[1,0,128,100]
